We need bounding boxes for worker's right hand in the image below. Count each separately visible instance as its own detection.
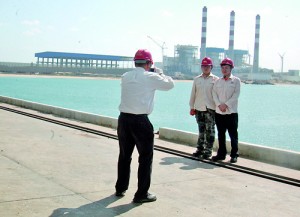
[218,104,228,112]
[155,67,163,75]
[190,109,196,116]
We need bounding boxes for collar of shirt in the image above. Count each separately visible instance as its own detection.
[135,67,145,72]
[200,73,213,78]
[223,73,233,80]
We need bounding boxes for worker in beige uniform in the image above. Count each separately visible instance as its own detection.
[189,57,218,159]
[212,58,241,163]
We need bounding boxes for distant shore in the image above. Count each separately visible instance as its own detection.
[0,72,193,82]
[1,72,299,85]
[0,73,120,80]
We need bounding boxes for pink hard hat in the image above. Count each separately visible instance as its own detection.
[220,58,234,68]
[133,49,153,64]
[201,57,213,66]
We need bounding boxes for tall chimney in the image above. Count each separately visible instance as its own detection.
[228,10,235,60]
[252,15,260,75]
[200,6,207,60]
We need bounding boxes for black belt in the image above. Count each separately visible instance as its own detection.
[120,112,148,117]
[196,108,215,112]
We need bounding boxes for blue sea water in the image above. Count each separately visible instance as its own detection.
[0,76,299,152]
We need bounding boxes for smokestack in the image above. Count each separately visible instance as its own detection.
[252,15,260,74]
[200,6,207,60]
[228,10,235,60]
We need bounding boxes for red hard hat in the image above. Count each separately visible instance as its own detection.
[133,49,153,64]
[201,57,213,66]
[220,58,234,68]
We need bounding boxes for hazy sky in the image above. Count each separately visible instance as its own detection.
[0,0,299,72]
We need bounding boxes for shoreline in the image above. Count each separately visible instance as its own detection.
[0,72,120,80]
[0,72,193,82]
[0,72,299,85]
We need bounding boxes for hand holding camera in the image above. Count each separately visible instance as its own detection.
[149,67,163,75]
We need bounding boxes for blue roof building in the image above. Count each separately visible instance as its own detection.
[35,51,134,69]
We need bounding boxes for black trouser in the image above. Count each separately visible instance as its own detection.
[115,112,154,199]
[215,113,239,158]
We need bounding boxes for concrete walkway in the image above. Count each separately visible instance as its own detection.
[0,104,299,217]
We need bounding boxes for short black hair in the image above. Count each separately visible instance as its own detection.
[135,61,151,67]
[135,62,146,67]
[221,64,233,69]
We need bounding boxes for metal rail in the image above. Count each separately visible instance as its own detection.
[1,105,299,187]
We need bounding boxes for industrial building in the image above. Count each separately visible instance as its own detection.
[35,52,133,69]
[0,52,135,76]
[164,46,249,76]
[162,6,251,77]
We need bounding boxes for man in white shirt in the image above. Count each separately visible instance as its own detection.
[189,57,218,159]
[115,49,174,203]
[212,58,241,163]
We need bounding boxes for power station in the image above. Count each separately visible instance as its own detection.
[165,6,263,80]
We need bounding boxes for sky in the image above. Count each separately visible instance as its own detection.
[0,0,299,72]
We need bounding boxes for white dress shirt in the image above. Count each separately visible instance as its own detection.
[119,67,174,115]
[212,74,241,114]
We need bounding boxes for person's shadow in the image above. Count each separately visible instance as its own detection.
[49,194,141,217]
[160,156,215,170]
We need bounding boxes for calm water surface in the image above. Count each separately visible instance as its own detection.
[0,76,299,152]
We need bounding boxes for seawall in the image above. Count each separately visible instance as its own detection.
[1,95,299,170]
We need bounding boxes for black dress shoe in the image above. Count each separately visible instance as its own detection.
[202,154,212,159]
[192,150,203,157]
[133,193,157,203]
[211,155,226,162]
[115,191,126,197]
[230,157,238,163]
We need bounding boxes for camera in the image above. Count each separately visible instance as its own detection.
[149,68,155,72]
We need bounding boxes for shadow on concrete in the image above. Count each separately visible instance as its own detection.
[159,156,215,170]
[49,194,141,217]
